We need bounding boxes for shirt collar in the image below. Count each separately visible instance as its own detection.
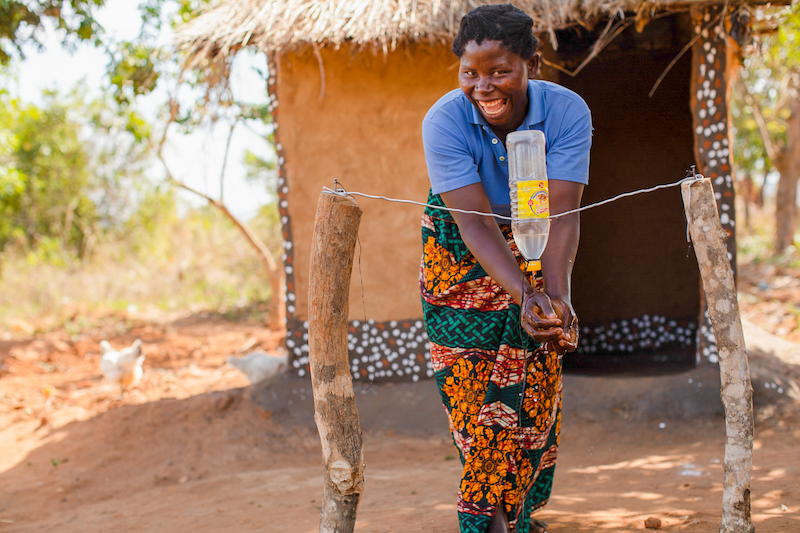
[466,80,546,130]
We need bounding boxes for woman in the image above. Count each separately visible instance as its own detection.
[420,4,592,533]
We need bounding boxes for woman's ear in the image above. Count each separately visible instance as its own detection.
[528,53,540,80]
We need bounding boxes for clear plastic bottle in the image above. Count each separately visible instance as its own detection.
[507,130,551,275]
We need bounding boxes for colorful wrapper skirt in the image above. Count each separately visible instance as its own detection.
[420,192,562,533]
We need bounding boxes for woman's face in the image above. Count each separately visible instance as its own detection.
[458,40,539,135]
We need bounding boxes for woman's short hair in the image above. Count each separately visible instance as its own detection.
[451,3,539,59]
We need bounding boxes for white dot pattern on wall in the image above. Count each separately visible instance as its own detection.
[691,6,736,364]
[285,314,698,383]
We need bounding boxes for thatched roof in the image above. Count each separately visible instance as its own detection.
[175,0,731,63]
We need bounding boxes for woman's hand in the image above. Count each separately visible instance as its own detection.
[549,296,579,355]
[520,288,566,345]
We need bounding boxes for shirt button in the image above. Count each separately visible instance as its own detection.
[492,138,498,144]
[499,156,505,161]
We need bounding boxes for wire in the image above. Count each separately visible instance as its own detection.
[322,174,704,220]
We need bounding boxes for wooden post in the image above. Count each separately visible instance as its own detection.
[681,178,754,533]
[308,192,365,533]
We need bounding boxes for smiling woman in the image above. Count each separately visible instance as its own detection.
[420,4,593,533]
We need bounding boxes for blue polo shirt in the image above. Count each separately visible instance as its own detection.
[422,80,592,216]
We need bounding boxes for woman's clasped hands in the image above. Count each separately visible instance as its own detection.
[520,287,579,355]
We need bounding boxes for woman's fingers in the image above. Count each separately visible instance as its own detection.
[521,311,564,343]
[521,290,566,342]
[549,299,579,353]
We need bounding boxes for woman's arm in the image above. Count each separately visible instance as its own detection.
[440,183,566,344]
[540,179,584,353]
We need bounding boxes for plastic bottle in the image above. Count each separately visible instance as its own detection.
[507,130,551,278]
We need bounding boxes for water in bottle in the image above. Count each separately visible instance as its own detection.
[507,130,550,275]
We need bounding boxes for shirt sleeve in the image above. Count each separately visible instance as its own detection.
[546,99,593,185]
[422,110,482,194]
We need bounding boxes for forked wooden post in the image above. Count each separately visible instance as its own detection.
[681,178,754,533]
[308,191,365,533]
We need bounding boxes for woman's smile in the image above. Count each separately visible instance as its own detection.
[477,99,508,116]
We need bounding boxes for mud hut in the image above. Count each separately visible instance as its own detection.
[176,0,751,381]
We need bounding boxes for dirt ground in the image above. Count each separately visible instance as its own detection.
[1,289,799,532]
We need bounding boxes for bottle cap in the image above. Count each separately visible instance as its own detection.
[525,260,542,273]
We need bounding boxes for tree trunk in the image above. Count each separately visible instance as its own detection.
[681,178,754,533]
[308,192,365,533]
[773,94,800,253]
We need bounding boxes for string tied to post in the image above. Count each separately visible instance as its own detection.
[323,168,706,222]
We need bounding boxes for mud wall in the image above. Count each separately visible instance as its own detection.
[277,45,458,323]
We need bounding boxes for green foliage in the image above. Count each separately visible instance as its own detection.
[243,148,277,189]
[0,0,282,326]
[0,0,106,64]
[0,89,94,254]
[733,4,800,175]
[0,83,170,260]
[107,41,165,106]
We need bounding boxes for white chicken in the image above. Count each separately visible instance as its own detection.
[227,349,288,384]
[100,339,145,391]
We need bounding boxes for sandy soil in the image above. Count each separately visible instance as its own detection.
[0,300,798,532]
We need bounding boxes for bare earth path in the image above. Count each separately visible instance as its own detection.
[0,311,798,532]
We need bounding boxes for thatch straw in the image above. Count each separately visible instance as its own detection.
[175,0,732,64]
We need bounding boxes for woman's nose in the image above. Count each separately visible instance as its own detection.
[476,76,493,93]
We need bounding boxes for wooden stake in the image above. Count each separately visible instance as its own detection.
[308,192,365,533]
[681,178,754,533]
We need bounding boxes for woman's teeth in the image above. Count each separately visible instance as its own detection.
[479,99,506,116]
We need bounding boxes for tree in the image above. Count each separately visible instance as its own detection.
[103,1,284,322]
[734,5,800,253]
[2,0,284,320]
[0,0,106,64]
[0,84,160,259]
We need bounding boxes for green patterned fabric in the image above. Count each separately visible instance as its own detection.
[420,191,563,533]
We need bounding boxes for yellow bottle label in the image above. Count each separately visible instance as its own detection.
[517,180,550,219]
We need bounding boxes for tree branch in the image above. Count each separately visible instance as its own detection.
[156,151,278,273]
[219,120,237,202]
[744,91,781,165]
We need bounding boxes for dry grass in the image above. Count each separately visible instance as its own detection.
[175,0,720,65]
[0,208,282,337]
